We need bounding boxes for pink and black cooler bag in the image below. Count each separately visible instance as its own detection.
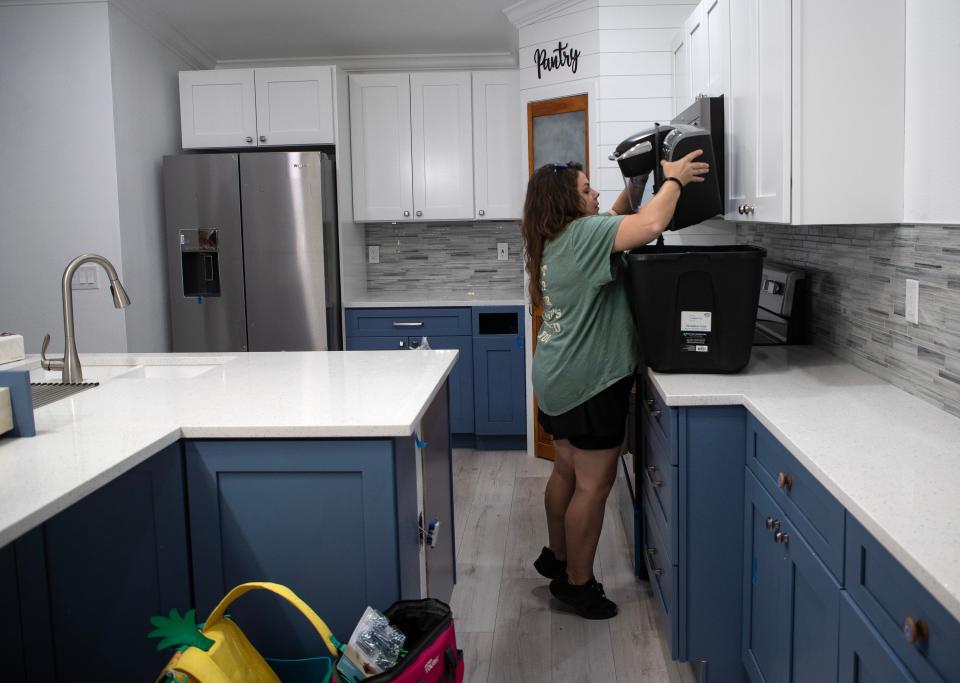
[337,599,464,683]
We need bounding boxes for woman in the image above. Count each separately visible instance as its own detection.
[523,152,709,619]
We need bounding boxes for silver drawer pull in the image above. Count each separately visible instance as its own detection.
[646,546,664,576]
[644,399,662,418]
[393,322,424,328]
[645,465,663,489]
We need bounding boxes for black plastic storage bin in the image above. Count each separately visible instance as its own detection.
[626,245,766,373]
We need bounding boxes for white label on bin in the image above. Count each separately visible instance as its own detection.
[695,345,709,352]
[681,311,712,332]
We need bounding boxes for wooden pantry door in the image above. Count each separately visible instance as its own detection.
[527,93,590,461]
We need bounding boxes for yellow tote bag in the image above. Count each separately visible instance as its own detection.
[152,582,340,683]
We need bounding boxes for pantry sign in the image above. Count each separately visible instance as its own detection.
[534,41,581,79]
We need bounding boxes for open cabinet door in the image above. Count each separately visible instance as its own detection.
[527,94,590,461]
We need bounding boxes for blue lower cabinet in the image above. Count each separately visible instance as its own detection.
[472,334,525,435]
[0,544,26,683]
[742,469,840,683]
[10,444,191,682]
[839,592,918,683]
[185,439,405,656]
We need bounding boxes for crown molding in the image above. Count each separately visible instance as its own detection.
[0,0,214,68]
[109,0,215,68]
[216,52,518,72]
[503,0,588,29]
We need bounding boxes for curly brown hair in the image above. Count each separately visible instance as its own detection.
[522,162,586,308]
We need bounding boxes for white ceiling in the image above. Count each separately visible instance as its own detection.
[129,0,521,64]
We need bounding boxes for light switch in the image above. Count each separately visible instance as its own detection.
[72,265,99,290]
[497,242,508,261]
[368,245,380,264]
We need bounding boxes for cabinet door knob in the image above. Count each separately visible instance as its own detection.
[765,517,780,530]
[403,210,410,217]
[902,616,929,645]
[478,209,485,216]
[738,204,745,215]
[245,136,254,143]
[259,135,267,143]
[416,210,423,217]
[774,530,790,545]
[777,472,793,491]
[746,205,755,215]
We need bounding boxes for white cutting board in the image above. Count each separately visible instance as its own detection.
[0,387,13,436]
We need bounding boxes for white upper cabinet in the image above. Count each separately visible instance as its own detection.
[410,72,474,221]
[670,33,692,117]
[179,70,257,149]
[349,73,414,222]
[472,71,521,221]
[350,71,484,223]
[254,67,334,146]
[715,0,905,224]
[673,0,727,118]
[179,67,334,149]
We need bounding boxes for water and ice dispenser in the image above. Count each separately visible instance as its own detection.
[179,229,221,298]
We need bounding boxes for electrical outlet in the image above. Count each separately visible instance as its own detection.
[906,278,919,325]
[72,265,99,290]
[368,245,380,264]
[497,242,508,261]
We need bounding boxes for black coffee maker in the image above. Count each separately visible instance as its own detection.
[609,105,723,232]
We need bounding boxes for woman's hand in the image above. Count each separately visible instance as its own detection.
[661,149,710,186]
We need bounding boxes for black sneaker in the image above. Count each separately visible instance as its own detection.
[533,547,567,580]
[549,576,618,620]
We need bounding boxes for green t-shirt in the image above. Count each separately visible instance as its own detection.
[533,213,640,415]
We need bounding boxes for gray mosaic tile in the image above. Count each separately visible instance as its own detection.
[738,222,960,417]
[364,221,525,295]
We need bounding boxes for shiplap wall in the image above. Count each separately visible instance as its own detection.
[518,0,734,246]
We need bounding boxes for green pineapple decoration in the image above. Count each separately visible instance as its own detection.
[148,608,215,653]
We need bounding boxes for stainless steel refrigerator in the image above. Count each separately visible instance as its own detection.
[162,151,341,352]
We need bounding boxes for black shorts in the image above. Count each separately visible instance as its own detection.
[538,375,634,450]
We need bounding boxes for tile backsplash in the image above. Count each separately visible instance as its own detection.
[738,223,960,417]
[364,222,524,294]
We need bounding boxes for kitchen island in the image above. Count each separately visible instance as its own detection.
[0,350,457,682]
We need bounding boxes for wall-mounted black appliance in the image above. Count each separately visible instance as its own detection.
[609,95,725,231]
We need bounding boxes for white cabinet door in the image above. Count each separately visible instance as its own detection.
[254,66,334,146]
[472,71,521,221]
[751,0,790,223]
[686,4,710,100]
[410,72,474,221]
[725,0,753,219]
[179,70,257,149]
[349,73,414,222]
[726,0,790,223]
[671,33,692,117]
[703,0,729,97]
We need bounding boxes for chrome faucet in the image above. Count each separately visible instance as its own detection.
[41,254,131,383]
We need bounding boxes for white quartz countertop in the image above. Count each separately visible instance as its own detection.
[344,289,525,308]
[0,350,456,548]
[648,345,960,621]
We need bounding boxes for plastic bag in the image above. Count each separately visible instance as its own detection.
[413,336,431,350]
[336,607,406,681]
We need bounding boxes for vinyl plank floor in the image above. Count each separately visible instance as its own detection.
[449,450,696,683]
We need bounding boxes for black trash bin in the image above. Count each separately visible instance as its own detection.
[626,245,766,373]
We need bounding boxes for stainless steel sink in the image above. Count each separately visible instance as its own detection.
[31,382,99,409]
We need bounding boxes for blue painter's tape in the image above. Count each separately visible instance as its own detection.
[197,296,203,304]
[0,370,36,437]
[414,432,428,449]
[516,335,524,349]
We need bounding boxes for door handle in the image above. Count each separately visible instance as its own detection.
[393,322,424,328]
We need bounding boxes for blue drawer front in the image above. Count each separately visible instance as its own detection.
[845,515,960,683]
[746,414,845,579]
[346,307,472,337]
[642,374,677,462]
[643,498,679,659]
[641,421,677,555]
[839,592,918,683]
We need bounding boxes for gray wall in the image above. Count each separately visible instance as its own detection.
[364,222,524,294]
[738,223,960,417]
[109,5,192,352]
